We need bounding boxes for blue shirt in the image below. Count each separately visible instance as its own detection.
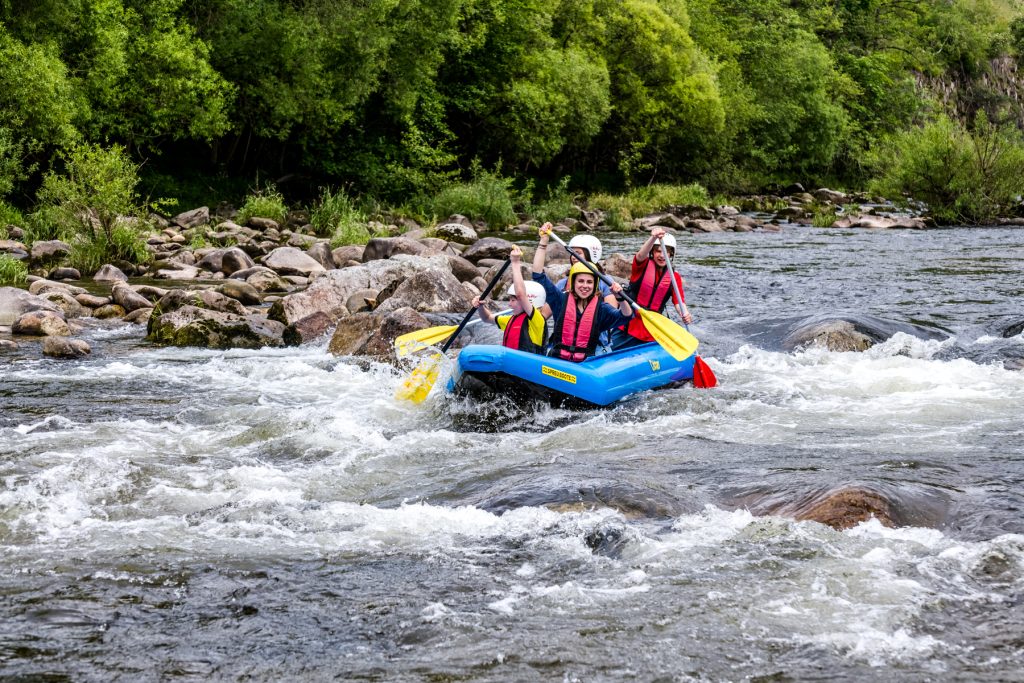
[533,271,632,339]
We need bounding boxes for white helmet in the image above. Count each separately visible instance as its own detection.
[658,232,677,252]
[506,280,546,308]
[568,234,603,262]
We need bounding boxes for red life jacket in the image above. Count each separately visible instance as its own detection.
[555,295,599,362]
[501,312,541,354]
[625,258,676,340]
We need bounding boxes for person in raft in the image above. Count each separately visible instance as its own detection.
[542,230,618,352]
[532,225,634,362]
[609,227,692,350]
[472,245,548,354]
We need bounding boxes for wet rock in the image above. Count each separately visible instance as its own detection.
[269,255,451,327]
[0,287,62,325]
[1002,320,1024,338]
[283,311,335,346]
[462,237,515,264]
[373,269,473,315]
[327,312,382,356]
[345,288,378,314]
[111,284,154,313]
[327,307,429,358]
[123,307,153,324]
[361,236,429,262]
[12,310,71,336]
[153,289,248,317]
[94,264,129,282]
[784,319,875,352]
[331,245,364,265]
[49,267,81,281]
[132,285,170,302]
[792,487,897,530]
[0,339,18,351]
[245,268,290,293]
[94,304,127,319]
[263,247,327,276]
[154,264,201,280]
[75,293,111,309]
[42,336,91,359]
[148,305,285,349]
[221,247,255,275]
[307,241,336,270]
[29,279,87,297]
[41,290,84,318]
[435,223,479,245]
[172,207,210,230]
[217,280,262,306]
[813,188,847,204]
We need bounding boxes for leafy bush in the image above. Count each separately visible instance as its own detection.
[311,188,370,246]
[868,113,1024,223]
[588,183,711,223]
[0,199,23,231]
[426,164,519,229]
[32,142,150,274]
[236,184,287,226]
[528,177,578,224]
[0,254,27,286]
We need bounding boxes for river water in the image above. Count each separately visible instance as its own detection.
[1,226,1022,681]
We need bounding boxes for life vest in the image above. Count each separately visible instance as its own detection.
[624,258,676,340]
[554,295,599,362]
[501,312,541,354]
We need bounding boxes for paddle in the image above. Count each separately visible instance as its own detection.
[395,258,512,403]
[659,240,717,389]
[547,231,698,361]
[395,309,511,358]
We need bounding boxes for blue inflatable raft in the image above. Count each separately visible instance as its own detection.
[446,343,696,408]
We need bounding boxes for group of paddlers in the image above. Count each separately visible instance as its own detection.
[471,224,693,363]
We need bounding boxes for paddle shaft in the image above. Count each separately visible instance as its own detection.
[440,258,511,353]
[659,241,687,323]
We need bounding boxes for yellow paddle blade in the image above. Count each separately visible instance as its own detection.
[394,353,442,403]
[637,308,699,361]
[394,325,457,358]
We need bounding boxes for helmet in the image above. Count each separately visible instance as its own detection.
[568,261,598,292]
[567,234,603,262]
[658,232,677,253]
[506,280,546,308]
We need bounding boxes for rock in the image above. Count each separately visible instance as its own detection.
[123,307,153,324]
[345,288,378,314]
[813,188,847,204]
[0,339,18,351]
[602,253,632,280]
[1003,320,1024,338]
[29,279,87,297]
[221,247,255,274]
[781,182,806,195]
[49,267,81,281]
[248,216,280,231]
[30,240,71,264]
[792,487,897,530]
[361,236,429,262]
[12,310,71,336]
[784,319,875,352]
[155,265,201,280]
[283,311,335,346]
[307,241,336,270]
[327,312,382,356]
[446,254,482,283]
[172,207,210,230]
[75,293,111,309]
[153,289,248,317]
[434,223,479,245]
[418,237,450,251]
[0,287,62,325]
[132,285,170,302]
[111,284,154,313]
[41,291,84,318]
[94,264,129,282]
[245,269,290,293]
[148,305,285,349]
[263,247,327,276]
[0,239,28,256]
[217,280,262,305]
[287,233,317,249]
[373,269,473,315]
[331,245,364,265]
[461,237,515,264]
[42,337,91,359]
[94,304,127,319]
[268,255,453,327]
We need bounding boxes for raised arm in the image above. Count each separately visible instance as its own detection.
[636,227,666,263]
[509,246,533,317]
[533,222,552,274]
[471,295,496,324]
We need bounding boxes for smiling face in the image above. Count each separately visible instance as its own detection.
[652,245,674,267]
[572,273,595,299]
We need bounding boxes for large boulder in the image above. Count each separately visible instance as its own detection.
[42,337,91,359]
[268,255,453,326]
[327,312,381,356]
[172,207,210,230]
[372,269,473,315]
[40,290,84,318]
[446,254,481,283]
[791,487,897,530]
[462,237,515,264]
[783,319,875,352]
[331,245,364,266]
[602,253,632,280]
[263,247,327,276]
[93,264,129,282]
[147,305,285,349]
[12,310,71,336]
[327,307,429,358]
[152,289,248,317]
[217,280,262,305]
[307,241,336,270]
[29,279,87,297]
[221,247,255,274]
[282,311,335,346]
[0,287,62,325]
[434,223,479,245]
[30,240,71,264]
[111,283,155,313]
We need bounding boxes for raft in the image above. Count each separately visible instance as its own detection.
[446,342,696,408]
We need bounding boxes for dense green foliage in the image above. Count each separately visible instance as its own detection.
[0,0,1022,222]
[0,253,27,286]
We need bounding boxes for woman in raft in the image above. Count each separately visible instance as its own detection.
[609,227,691,351]
[532,224,634,362]
[472,246,548,354]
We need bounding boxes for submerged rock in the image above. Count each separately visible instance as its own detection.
[783,319,875,352]
[42,337,91,358]
[791,487,897,530]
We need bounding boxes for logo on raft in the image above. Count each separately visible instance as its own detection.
[541,366,577,384]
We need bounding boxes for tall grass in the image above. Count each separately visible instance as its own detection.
[68,223,151,274]
[587,183,710,229]
[425,164,519,229]
[0,200,23,234]
[528,176,577,224]
[311,188,371,246]
[0,254,27,286]
[236,184,288,226]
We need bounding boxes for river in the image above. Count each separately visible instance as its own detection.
[1,225,1022,680]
